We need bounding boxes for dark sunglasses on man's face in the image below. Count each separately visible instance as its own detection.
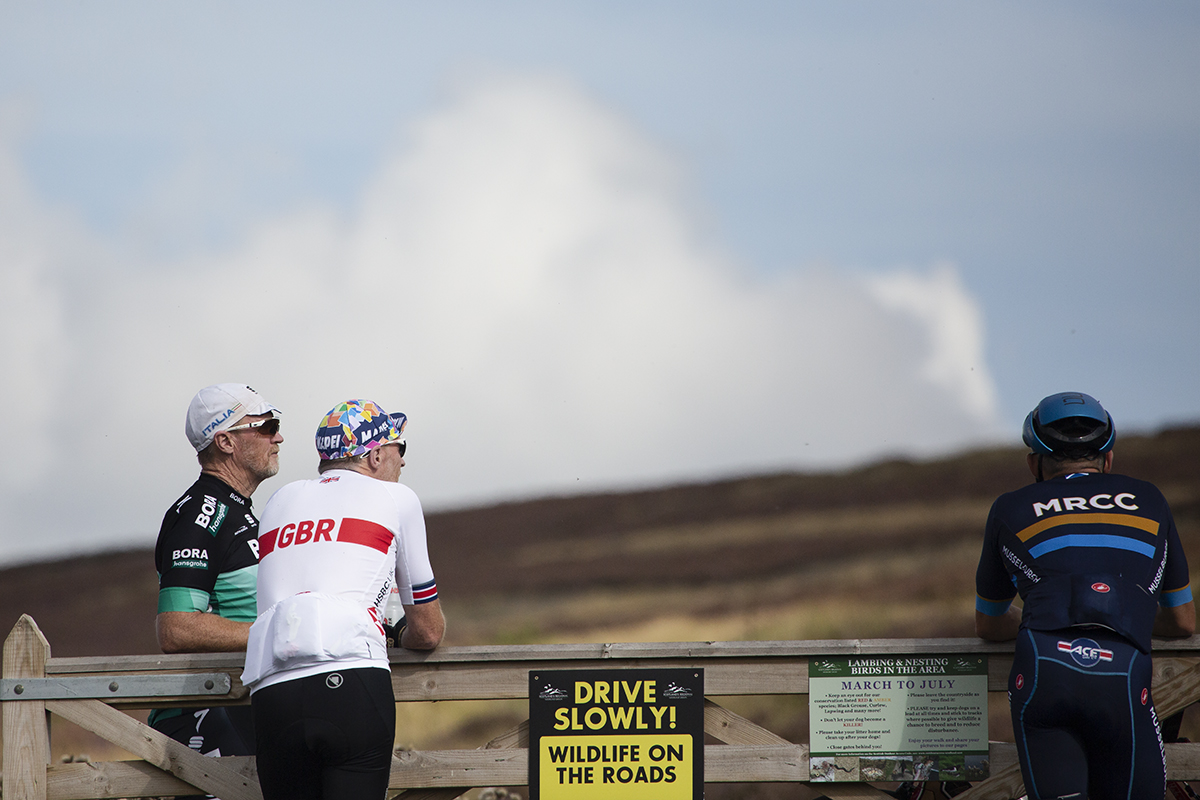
[227,418,281,436]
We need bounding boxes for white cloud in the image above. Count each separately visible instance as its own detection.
[0,114,73,487]
[0,73,1002,564]
[865,263,998,424]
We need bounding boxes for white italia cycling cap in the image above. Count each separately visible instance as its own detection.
[185,383,281,452]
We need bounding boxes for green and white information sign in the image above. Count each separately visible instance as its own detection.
[808,655,989,783]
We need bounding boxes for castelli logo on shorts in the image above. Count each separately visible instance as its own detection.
[1142,688,1149,705]
[1091,582,1111,593]
[1057,637,1114,668]
[1015,674,1024,690]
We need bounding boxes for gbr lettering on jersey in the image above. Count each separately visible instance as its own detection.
[273,519,337,547]
[259,516,393,558]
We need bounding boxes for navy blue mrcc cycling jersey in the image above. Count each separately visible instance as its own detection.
[976,471,1191,650]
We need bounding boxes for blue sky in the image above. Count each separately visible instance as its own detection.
[1,1,1197,563]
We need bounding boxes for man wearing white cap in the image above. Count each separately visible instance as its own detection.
[150,383,284,771]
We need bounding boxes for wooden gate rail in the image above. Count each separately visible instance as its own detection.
[6,614,1200,800]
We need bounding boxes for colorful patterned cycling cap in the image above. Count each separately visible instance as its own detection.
[315,399,406,460]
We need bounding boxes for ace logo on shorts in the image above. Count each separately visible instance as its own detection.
[1057,637,1113,668]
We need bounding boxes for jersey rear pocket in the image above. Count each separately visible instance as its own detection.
[243,593,384,686]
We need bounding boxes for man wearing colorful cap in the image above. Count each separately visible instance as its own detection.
[975,391,1194,799]
[243,399,444,800]
[151,383,284,774]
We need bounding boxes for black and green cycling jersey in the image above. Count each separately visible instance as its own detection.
[152,473,260,724]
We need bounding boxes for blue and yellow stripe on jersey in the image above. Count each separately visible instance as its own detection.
[1014,512,1160,559]
[1162,583,1194,608]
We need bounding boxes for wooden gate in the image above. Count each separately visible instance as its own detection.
[5,614,1200,800]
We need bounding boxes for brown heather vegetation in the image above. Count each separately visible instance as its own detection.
[3,425,1198,789]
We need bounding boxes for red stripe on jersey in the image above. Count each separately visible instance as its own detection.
[259,528,279,558]
[337,518,394,554]
[413,585,438,601]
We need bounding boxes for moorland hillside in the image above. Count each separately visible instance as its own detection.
[3,425,1198,773]
[3,425,1197,657]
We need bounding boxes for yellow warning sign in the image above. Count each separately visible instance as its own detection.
[539,734,693,799]
[530,669,704,800]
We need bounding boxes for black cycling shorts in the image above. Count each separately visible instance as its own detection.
[1009,628,1165,800]
[251,667,396,800]
[151,705,255,800]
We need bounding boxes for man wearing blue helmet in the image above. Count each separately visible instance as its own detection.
[975,392,1194,799]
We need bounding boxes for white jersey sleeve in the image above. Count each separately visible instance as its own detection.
[391,484,438,606]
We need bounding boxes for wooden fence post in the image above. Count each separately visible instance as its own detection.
[3,614,52,800]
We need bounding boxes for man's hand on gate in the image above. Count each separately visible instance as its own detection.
[385,617,407,648]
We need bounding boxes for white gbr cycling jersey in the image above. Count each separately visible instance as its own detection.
[242,470,437,692]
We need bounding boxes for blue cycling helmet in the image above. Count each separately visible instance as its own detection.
[1022,392,1115,456]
